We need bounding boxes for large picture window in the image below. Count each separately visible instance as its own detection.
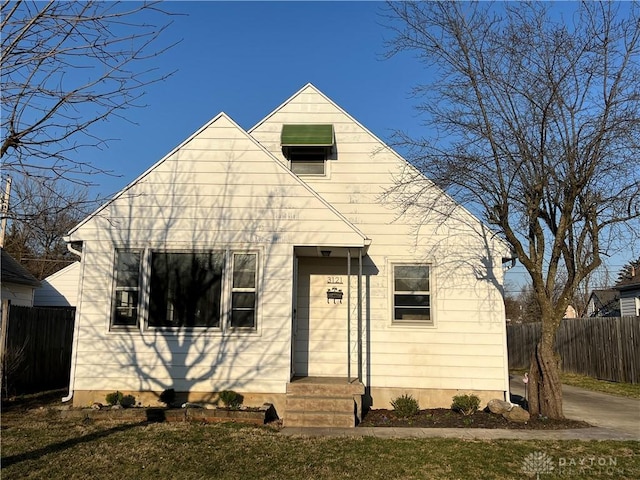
[110,249,259,331]
[393,264,432,325]
[111,250,142,328]
[149,251,224,329]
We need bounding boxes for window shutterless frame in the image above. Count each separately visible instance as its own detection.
[110,249,143,330]
[392,264,433,325]
[229,252,258,329]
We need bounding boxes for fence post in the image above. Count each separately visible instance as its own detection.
[0,299,10,394]
[616,317,625,383]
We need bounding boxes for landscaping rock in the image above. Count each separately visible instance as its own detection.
[502,405,530,423]
[91,402,103,410]
[487,399,512,414]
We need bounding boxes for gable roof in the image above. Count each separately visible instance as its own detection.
[587,289,620,317]
[1,249,40,287]
[67,111,368,244]
[249,83,513,258]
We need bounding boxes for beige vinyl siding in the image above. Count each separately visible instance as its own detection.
[34,262,80,307]
[68,114,366,398]
[251,85,509,395]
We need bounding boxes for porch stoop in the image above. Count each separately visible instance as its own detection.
[285,377,365,428]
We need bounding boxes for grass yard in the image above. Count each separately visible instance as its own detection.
[511,369,640,399]
[2,407,639,480]
[559,372,640,399]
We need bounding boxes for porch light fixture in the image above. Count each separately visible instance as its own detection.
[321,250,331,257]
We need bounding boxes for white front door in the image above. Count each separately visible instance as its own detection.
[294,258,348,377]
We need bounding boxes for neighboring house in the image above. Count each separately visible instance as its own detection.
[614,267,640,317]
[64,84,511,426]
[34,262,80,307]
[1,249,40,307]
[585,289,621,318]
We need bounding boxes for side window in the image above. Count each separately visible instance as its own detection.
[148,251,224,329]
[393,265,432,325]
[230,253,257,329]
[112,250,142,329]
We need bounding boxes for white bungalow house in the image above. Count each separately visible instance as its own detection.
[64,84,511,426]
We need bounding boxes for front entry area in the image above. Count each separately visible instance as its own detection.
[293,257,349,377]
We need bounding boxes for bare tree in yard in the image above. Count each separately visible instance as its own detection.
[1,1,178,183]
[3,176,92,279]
[385,2,640,418]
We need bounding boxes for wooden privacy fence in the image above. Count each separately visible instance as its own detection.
[1,305,75,395]
[507,316,640,384]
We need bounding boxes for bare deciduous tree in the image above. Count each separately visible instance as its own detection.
[1,0,178,183]
[385,1,640,418]
[3,176,94,279]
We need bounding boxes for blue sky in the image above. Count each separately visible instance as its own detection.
[65,1,635,290]
[89,1,423,196]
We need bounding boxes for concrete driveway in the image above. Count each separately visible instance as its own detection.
[509,374,640,439]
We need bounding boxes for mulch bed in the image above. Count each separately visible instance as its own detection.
[359,408,591,430]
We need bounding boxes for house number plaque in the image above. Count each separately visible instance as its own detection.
[327,276,343,284]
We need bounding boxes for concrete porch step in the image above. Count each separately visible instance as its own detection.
[286,377,365,397]
[284,377,364,428]
[285,410,356,428]
[286,395,355,412]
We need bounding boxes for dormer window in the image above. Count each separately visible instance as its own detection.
[281,124,334,176]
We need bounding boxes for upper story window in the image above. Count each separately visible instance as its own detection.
[281,124,334,176]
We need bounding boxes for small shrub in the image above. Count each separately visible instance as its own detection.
[159,388,176,406]
[451,394,481,416]
[390,393,420,418]
[121,394,136,408]
[218,390,243,409]
[105,391,124,406]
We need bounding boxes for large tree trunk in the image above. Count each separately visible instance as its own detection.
[527,327,563,419]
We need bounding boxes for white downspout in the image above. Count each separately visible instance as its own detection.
[62,240,83,403]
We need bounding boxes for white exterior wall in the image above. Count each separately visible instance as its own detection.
[251,86,509,397]
[1,283,35,307]
[34,262,80,307]
[67,114,365,400]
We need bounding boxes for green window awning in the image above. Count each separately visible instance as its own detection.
[281,124,334,146]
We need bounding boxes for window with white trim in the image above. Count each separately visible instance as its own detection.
[110,249,259,331]
[230,253,257,328]
[392,264,432,325]
[111,250,142,329]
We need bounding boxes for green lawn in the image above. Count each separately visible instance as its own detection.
[2,411,639,480]
[511,369,640,399]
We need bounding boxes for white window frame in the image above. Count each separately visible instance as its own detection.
[110,248,260,334]
[146,249,226,331]
[228,252,258,330]
[110,249,143,331]
[390,262,434,327]
[287,146,329,177]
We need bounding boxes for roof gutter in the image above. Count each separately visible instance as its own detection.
[62,240,83,403]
